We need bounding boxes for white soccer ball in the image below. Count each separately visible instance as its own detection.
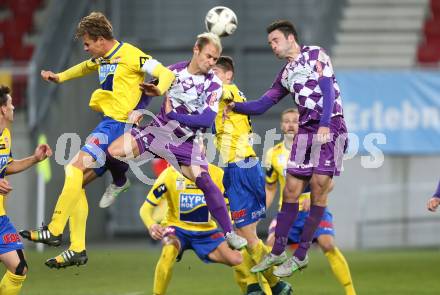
[205,6,238,37]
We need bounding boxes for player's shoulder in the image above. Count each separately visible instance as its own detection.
[121,42,147,54]
[1,128,11,140]
[303,45,329,60]
[273,141,284,152]
[168,61,190,72]
[158,166,178,182]
[265,144,277,158]
[207,69,222,85]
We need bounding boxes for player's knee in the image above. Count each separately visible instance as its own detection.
[107,143,121,158]
[162,235,180,252]
[229,251,243,266]
[282,185,300,202]
[319,239,335,253]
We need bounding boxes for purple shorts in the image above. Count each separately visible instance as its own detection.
[287,116,348,178]
[130,121,208,170]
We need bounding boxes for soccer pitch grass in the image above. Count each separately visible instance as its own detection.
[7,246,440,295]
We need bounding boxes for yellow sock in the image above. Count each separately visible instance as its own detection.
[68,189,88,252]
[248,240,279,289]
[49,165,84,235]
[0,270,26,295]
[232,249,259,294]
[325,247,356,295]
[153,244,178,295]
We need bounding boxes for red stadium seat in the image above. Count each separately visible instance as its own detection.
[9,45,34,61]
[417,43,440,64]
[424,19,440,37]
[11,74,27,108]
[431,0,440,16]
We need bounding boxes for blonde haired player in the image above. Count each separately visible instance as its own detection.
[20,12,175,268]
[107,32,247,250]
[265,108,356,295]
[0,85,52,294]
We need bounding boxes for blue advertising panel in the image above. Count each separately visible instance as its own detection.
[338,70,440,154]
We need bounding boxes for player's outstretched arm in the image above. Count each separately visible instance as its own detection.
[6,144,52,175]
[140,62,175,97]
[41,70,60,83]
[44,59,98,84]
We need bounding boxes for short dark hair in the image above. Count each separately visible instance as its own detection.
[266,20,299,42]
[216,56,235,73]
[0,85,11,106]
[75,12,113,40]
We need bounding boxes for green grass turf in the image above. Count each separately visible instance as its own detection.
[3,246,439,295]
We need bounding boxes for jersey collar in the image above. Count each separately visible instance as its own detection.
[104,41,123,59]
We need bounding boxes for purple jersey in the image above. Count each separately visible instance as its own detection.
[155,61,223,138]
[266,46,343,126]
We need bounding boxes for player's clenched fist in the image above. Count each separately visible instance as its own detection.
[41,70,60,83]
[427,197,440,212]
[33,144,53,162]
[0,179,12,195]
[149,224,165,240]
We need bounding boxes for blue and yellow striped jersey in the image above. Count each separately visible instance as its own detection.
[58,41,163,122]
[265,141,310,211]
[146,164,225,232]
[214,84,256,163]
[0,128,13,216]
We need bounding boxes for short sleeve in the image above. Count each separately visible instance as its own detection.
[145,168,170,206]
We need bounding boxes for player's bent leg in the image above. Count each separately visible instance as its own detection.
[265,174,307,268]
[318,235,356,295]
[245,236,283,291]
[20,151,94,245]
[288,174,331,264]
[309,173,332,206]
[207,241,242,266]
[107,132,140,160]
[99,156,131,208]
[235,222,259,248]
[181,165,247,250]
[232,249,267,294]
[0,250,27,295]
[153,236,180,295]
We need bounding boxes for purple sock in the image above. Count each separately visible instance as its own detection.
[294,205,326,260]
[195,172,233,233]
[105,152,129,187]
[272,202,299,255]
